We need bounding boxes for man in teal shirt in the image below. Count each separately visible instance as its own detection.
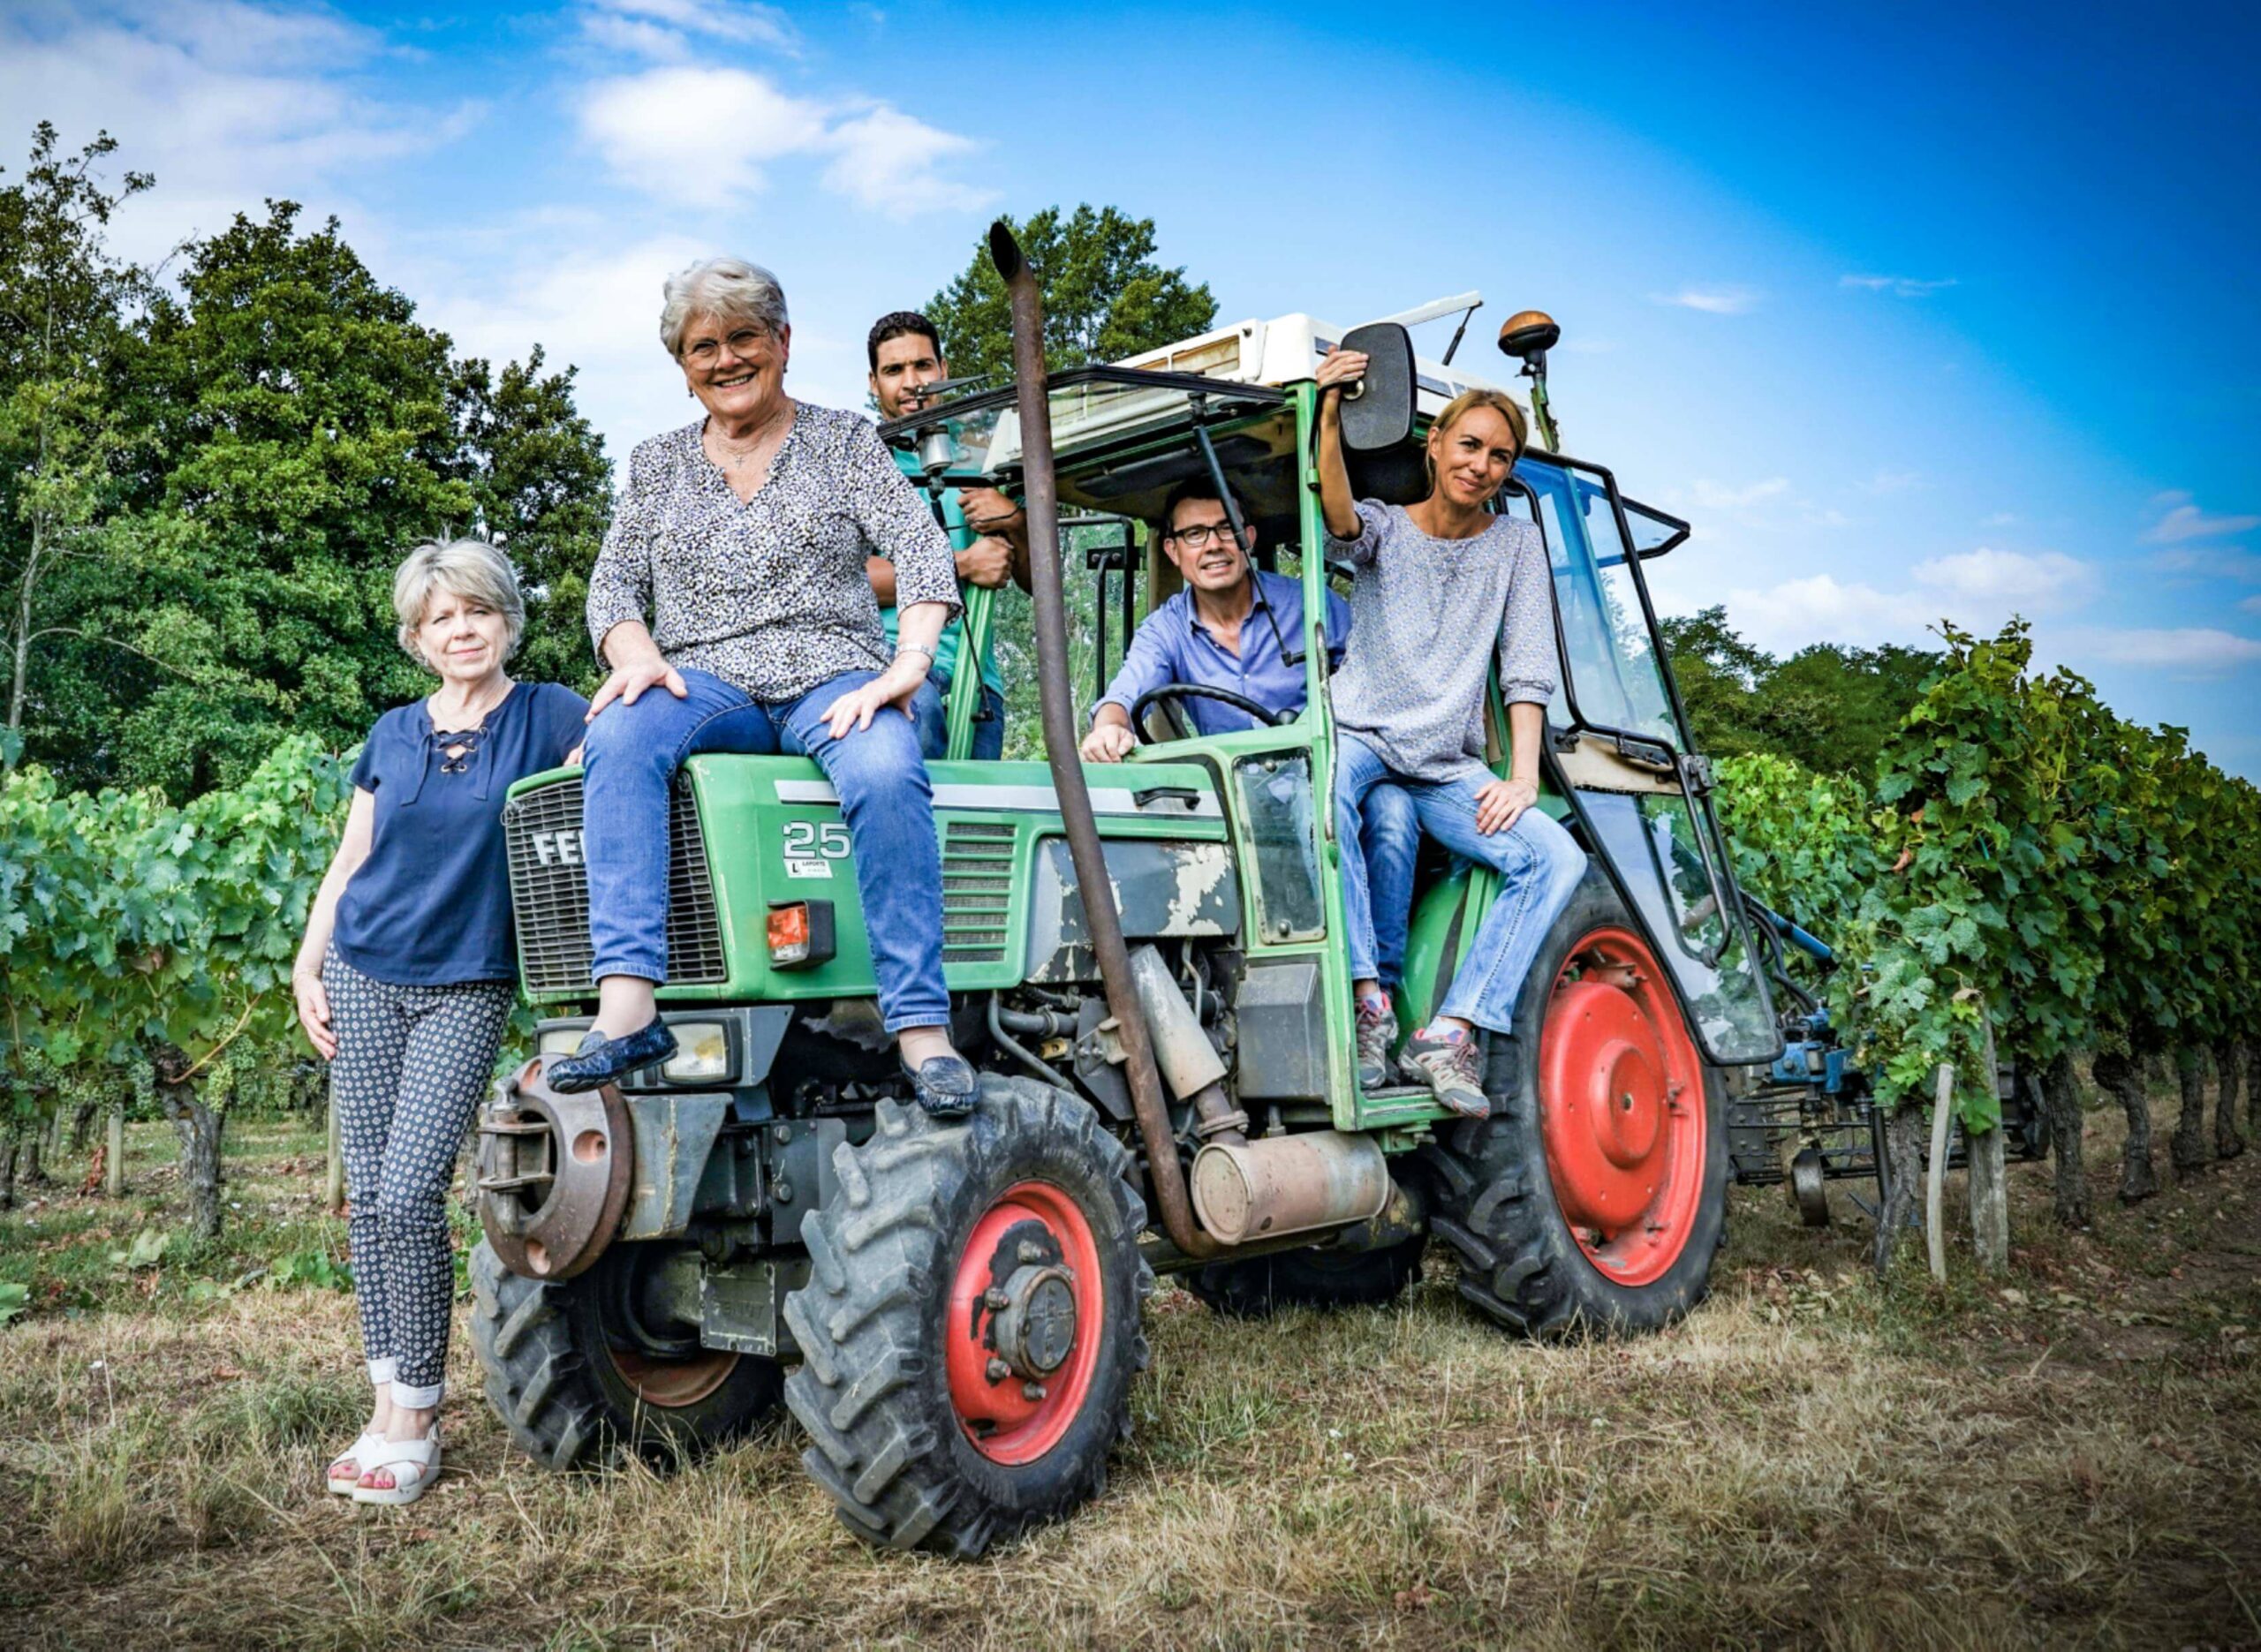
[866,311,1029,759]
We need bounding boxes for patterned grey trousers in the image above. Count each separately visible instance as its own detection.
[326,947,515,1408]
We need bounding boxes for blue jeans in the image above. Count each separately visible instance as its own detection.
[1357,781,1421,992]
[1335,734,1587,1031]
[908,675,1007,761]
[580,666,950,1032]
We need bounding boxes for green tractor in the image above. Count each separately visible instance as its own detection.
[467,229,1783,1557]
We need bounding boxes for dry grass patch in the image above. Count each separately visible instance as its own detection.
[0,1110,2255,1648]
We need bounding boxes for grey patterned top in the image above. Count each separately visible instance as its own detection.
[1327,498,1557,784]
[586,404,961,703]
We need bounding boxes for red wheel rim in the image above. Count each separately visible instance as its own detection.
[944,1180,1104,1466]
[1538,926,1706,1287]
[607,1346,740,1407]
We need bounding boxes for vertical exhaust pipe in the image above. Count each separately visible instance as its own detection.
[988,222,1218,1259]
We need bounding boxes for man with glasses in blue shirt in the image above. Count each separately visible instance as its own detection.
[1081,479,1422,1090]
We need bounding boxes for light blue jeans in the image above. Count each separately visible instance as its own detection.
[580,666,950,1032]
[1335,733,1587,1031]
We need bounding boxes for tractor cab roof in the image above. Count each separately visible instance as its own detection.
[876,308,1534,536]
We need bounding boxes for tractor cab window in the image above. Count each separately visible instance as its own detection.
[1516,463,1680,752]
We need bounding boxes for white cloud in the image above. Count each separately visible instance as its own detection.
[2074,628,2261,673]
[0,0,476,265]
[2242,595,2261,615]
[822,105,994,214]
[1690,477,1790,510]
[578,12,692,58]
[576,65,991,215]
[1649,286,1760,315]
[1911,547,2096,610]
[1862,469,1923,494]
[582,0,796,51]
[2144,497,2261,542]
[1841,274,1958,297]
[2149,544,2261,580]
[1712,547,2098,654]
[421,231,716,461]
[578,66,828,204]
[1720,575,1940,651]
[1983,511,2019,527]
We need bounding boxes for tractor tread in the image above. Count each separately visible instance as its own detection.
[780,1076,1150,1558]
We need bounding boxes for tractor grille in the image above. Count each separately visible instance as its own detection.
[941,820,1015,965]
[503,776,726,994]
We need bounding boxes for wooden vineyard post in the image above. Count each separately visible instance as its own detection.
[1968,1018,2010,1274]
[104,1105,124,1197]
[1925,1063,1954,1283]
[324,1094,344,1211]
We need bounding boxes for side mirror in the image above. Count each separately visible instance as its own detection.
[1334,321,1415,453]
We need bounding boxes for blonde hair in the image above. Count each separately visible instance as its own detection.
[392,538,525,669]
[1425,388,1529,487]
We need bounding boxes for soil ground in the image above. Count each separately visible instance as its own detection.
[0,1102,2255,1650]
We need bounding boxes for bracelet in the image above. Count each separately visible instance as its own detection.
[895,645,935,670]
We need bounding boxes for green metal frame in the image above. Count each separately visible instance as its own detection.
[509,368,1768,1142]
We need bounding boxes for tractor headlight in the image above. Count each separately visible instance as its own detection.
[538,1026,584,1060]
[661,1021,734,1083]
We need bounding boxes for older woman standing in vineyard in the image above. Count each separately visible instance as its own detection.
[293,539,587,1507]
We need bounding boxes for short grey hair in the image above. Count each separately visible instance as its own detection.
[660,256,790,358]
[393,538,525,668]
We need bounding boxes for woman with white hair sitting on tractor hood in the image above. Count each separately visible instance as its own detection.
[294,539,590,1506]
[553,257,976,1117]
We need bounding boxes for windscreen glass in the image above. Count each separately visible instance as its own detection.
[1517,460,1680,749]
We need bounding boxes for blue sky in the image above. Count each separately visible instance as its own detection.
[6,0,2257,768]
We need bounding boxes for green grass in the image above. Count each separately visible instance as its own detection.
[0,1104,2255,1648]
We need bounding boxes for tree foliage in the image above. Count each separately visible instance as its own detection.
[1716,620,2261,1141]
[1662,606,1940,778]
[924,203,1217,387]
[1,135,612,801]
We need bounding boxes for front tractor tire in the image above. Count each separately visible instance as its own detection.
[783,1078,1153,1558]
[1418,871,1728,1338]
[470,1239,783,1470]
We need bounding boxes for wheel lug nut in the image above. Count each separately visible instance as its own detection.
[1022,1381,1047,1400]
[986,1357,1010,1383]
[1017,1240,1045,1264]
[984,1287,1010,1310]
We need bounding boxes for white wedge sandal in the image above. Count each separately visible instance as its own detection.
[352,1429,442,1506]
[327,1431,386,1497]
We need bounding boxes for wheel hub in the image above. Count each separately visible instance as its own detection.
[993,1264,1078,1377]
[944,1181,1105,1466]
[1539,931,1706,1287]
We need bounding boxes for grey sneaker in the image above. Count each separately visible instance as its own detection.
[1401,1029,1489,1120]
[1355,995,1398,1090]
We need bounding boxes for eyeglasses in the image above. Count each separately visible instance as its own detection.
[683,326,773,367]
[1168,523,1241,551]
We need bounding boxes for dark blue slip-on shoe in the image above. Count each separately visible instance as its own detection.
[548,1021,678,1095]
[903,1053,978,1120]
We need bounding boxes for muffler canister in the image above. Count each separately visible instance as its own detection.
[1190,1131,1391,1245]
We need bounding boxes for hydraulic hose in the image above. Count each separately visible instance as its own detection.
[987,222,1217,1258]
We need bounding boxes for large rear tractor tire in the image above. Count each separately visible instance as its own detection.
[470,1239,783,1469]
[783,1078,1153,1558]
[1418,872,1728,1338]
[1183,1234,1425,1317]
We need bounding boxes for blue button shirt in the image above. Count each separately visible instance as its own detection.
[334,682,589,985]
[1096,570,1350,736]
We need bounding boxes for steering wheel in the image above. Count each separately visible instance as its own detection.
[1128,683,1295,745]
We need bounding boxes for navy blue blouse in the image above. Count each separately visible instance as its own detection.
[334,682,589,986]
